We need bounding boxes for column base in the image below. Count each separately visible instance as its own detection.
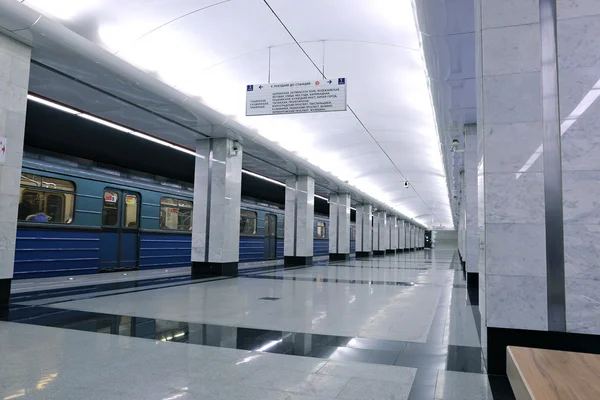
[0,278,11,319]
[329,253,350,261]
[487,327,600,375]
[467,272,478,288]
[385,249,396,255]
[284,256,313,267]
[192,261,238,278]
[373,250,386,257]
[355,251,372,259]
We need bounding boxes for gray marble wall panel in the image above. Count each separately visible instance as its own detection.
[477,0,549,332]
[557,8,600,334]
[0,34,30,280]
[328,193,350,254]
[284,175,315,257]
[192,138,242,264]
[355,204,373,252]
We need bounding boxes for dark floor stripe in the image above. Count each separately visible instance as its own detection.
[1,305,483,374]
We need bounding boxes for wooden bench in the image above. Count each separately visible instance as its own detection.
[507,346,600,399]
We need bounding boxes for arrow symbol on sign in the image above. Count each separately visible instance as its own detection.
[327,80,332,84]
[259,85,263,89]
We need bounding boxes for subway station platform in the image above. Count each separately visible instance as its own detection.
[0,249,513,400]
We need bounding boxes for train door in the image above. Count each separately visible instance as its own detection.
[264,214,277,260]
[99,189,141,270]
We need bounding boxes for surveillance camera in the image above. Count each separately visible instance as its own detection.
[404,181,409,188]
[229,141,241,156]
[452,139,460,148]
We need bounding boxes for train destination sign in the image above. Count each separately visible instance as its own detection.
[246,78,347,116]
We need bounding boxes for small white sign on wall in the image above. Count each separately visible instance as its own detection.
[0,137,6,163]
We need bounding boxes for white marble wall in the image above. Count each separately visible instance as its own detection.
[398,220,405,249]
[557,3,600,335]
[328,193,351,254]
[355,204,373,252]
[388,216,398,251]
[0,34,30,280]
[284,175,315,257]
[464,125,479,273]
[192,138,242,264]
[476,0,549,331]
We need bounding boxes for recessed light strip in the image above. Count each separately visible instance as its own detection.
[27,94,346,201]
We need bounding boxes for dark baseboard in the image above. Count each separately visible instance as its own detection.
[373,250,386,257]
[192,261,238,278]
[397,249,404,253]
[355,251,372,259]
[487,327,600,375]
[385,249,396,254]
[284,256,313,267]
[0,278,10,318]
[467,272,478,288]
[329,253,350,261]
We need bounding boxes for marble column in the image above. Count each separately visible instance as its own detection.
[0,34,30,314]
[192,138,242,277]
[398,220,405,252]
[404,222,410,251]
[373,211,387,256]
[556,1,600,338]
[386,216,397,254]
[328,192,351,261]
[464,124,479,284]
[284,175,315,266]
[355,204,373,258]
[476,0,547,343]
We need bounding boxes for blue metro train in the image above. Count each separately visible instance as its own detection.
[15,152,355,279]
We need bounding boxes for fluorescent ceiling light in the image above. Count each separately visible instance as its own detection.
[27,94,80,114]
[241,169,285,187]
[79,114,133,133]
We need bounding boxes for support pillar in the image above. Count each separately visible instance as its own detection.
[0,34,31,315]
[387,216,397,254]
[398,220,405,252]
[355,204,372,258]
[192,138,243,277]
[404,222,410,251]
[373,211,387,256]
[284,175,315,266]
[328,193,351,261]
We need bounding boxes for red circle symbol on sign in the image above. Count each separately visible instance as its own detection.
[315,81,320,85]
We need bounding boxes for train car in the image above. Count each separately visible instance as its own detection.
[14,152,354,279]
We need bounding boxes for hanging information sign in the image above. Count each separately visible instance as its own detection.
[246,78,347,116]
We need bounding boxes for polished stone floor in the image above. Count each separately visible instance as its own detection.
[0,249,514,399]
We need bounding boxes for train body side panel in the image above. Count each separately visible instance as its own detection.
[15,228,100,278]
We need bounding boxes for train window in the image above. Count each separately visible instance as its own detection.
[102,190,119,227]
[124,194,138,228]
[240,210,257,235]
[316,221,326,239]
[18,173,75,223]
[160,197,193,230]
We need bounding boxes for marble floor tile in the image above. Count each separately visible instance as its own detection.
[337,377,412,400]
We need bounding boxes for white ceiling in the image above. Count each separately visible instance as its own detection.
[8,0,458,228]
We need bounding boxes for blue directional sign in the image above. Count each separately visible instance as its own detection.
[246,85,253,91]
[338,78,345,85]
